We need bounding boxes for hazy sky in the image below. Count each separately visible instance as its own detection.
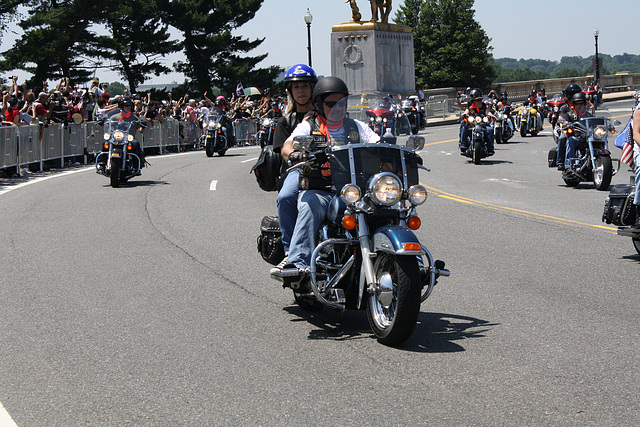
[2,0,638,87]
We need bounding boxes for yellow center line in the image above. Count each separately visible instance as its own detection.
[422,185,618,234]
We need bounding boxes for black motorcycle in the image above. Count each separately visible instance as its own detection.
[460,113,493,164]
[95,118,146,188]
[203,114,229,157]
[602,179,640,254]
[402,97,425,135]
[257,117,278,149]
[493,105,513,144]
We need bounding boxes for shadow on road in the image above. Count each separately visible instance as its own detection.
[284,305,496,351]
[102,180,170,188]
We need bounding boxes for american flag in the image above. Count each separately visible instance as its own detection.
[621,140,635,169]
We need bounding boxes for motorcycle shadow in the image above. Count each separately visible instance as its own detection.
[284,305,496,351]
[102,180,170,188]
[466,159,513,166]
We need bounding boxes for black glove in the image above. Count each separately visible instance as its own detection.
[289,151,305,164]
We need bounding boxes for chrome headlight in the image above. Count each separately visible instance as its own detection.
[408,185,428,205]
[103,132,110,141]
[495,113,503,120]
[208,121,216,128]
[369,173,402,206]
[406,135,425,151]
[127,134,134,142]
[340,184,361,205]
[475,116,482,124]
[113,130,125,142]
[594,126,607,139]
[262,118,271,126]
[376,117,382,123]
[483,116,489,123]
[215,123,222,129]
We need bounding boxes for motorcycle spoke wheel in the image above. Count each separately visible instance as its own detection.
[593,156,613,190]
[366,253,421,346]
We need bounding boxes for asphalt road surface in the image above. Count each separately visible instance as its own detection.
[1,98,638,425]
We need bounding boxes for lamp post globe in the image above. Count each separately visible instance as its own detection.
[304,9,313,67]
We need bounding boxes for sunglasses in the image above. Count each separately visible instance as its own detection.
[323,100,339,108]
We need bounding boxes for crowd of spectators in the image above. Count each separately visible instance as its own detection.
[1,75,287,176]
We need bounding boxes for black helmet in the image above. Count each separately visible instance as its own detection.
[312,76,349,117]
[571,92,587,104]
[564,83,582,102]
[500,91,508,100]
[469,88,483,101]
[118,96,133,108]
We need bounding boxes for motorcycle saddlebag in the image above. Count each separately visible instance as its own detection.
[257,215,285,265]
[548,147,558,168]
[250,145,282,192]
[602,184,636,226]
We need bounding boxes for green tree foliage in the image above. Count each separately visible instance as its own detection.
[395,0,496,90]
[157,0,282,95]
[105,81,126,95]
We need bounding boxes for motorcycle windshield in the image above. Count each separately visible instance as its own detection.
[329,144,420,192]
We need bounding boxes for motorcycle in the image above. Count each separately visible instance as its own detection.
[460,113,493,164]
[95,118,145,188]
[261,96,449,346]
[402,96,425,135]
[493,105,513,144]
[257,117,278,149]
[602,177,640,254]
[547,94,566,143]
[366,98,397,137]
[515,104,541,137]
[553,112,620,190]
[203,114,229,157]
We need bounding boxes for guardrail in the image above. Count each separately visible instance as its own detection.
[1,118,262,172]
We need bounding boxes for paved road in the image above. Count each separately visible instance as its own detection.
[1,99,638,425]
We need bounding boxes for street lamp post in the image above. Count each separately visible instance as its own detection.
[304,9,313,67]
[593,28,600,83]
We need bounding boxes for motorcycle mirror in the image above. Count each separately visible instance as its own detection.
[292,136,313,151]
[613,120,621,126]
[406,135,425,151]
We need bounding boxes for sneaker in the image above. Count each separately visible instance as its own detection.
[488,150,495,156]
[557,164,565,171]
[269,256,288,276]
[20,168,32,176]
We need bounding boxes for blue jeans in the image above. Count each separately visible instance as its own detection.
[287,189,334,269]
[276,169,299,254]
[565,136,580,169]
[557,134,567,166]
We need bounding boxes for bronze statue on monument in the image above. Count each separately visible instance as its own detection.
[345,0,392,24]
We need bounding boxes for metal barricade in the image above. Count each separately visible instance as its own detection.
[233,118,259,145]
[0,126,18,169]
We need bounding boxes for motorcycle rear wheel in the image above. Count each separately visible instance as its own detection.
[366,253,421,346]
[593,155,613,190]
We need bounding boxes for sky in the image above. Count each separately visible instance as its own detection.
[2,0,639,87]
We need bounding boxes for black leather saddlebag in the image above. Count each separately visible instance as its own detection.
[602,184,637,226]
[257,215,285,265]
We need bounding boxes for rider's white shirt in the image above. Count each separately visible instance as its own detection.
[287,118,380,144]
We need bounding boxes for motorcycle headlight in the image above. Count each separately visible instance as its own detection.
[103,132,110,141]
[466,117,474,124]
[113,130,125,142]
[376,117,382,123]
[262,118,271,126]
[554,106,559,112]
[216,123,222,129]
[369,173,402,207]
[340,184,361,205]
[208,121,216,128]
[496,113,503,120]
[408,185,428,205]
[594,126,607,139]
[383,117,388,123]
[483,116,489,123]
[127,134,134,142]
[475,116,482,124]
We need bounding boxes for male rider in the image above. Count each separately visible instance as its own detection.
[459,88,495,156]
[273,76,379,289]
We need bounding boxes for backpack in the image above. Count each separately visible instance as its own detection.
[250,144,283,192]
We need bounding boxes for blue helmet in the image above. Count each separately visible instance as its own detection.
[283,64,318,85]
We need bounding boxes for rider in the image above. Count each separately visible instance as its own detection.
[270,64,318,274]
[564,92,594,170]
[274,76,379,286]
[556,83,583,170]
[110,96,146,167]
[212,95,235,147]
[523,91,544,131]
[497,91,514,134]
[459,88,495,156]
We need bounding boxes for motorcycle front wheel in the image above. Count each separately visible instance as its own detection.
[473,141,483,164]
[205,139,214,157]
[520,122,527,138]
[110,160,121,188]
[495,127,503,144]
[593,155,613,190]
[366,253,421,346]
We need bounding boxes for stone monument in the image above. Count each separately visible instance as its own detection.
[331,1,415,94]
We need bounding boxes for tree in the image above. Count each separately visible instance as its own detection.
[158,0,282,96]
[105,81,126,95]
[396,0,496,90]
